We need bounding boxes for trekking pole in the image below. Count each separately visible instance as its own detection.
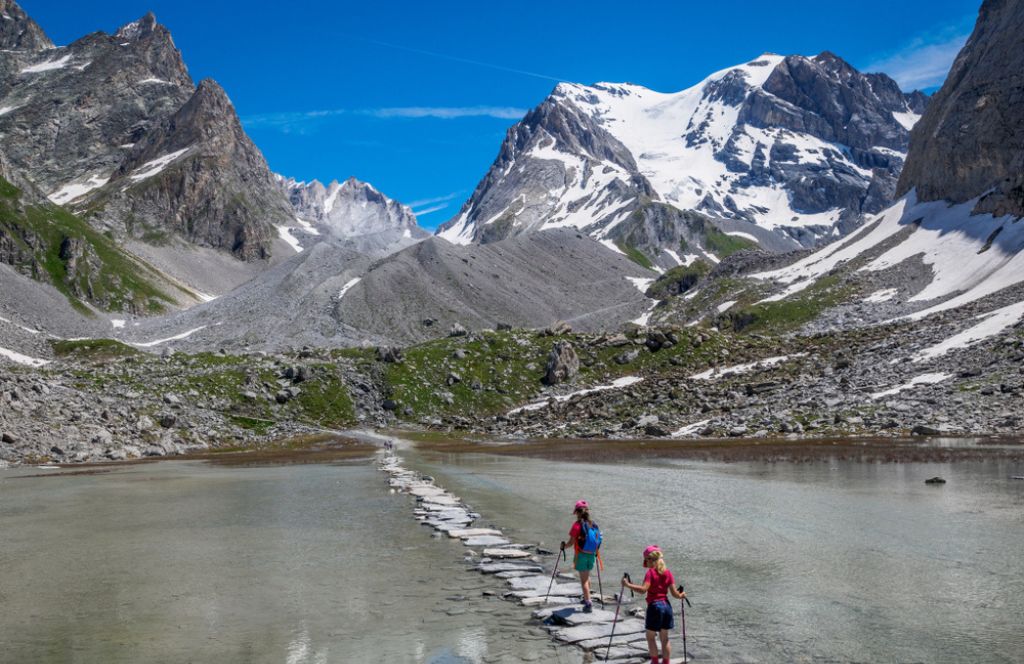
[678,584,692,662]
[596,556,605,607]
[543,543,568,605]
[605,573,630,661]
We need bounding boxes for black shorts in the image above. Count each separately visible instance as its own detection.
[645,599,675,631]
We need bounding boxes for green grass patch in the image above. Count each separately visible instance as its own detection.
[285,367,356,428]
[722,274,852,333]
[705,227,757,258]
[51,338,140,361]
[614,240,654,270]
[647,260,712,299]
[228,415,276,435]
[0,176,177,313]
[382,328,741,420]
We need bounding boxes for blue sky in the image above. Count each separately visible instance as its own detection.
[28,0,979,229]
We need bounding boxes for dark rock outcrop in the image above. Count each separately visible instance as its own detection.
[0,0,52,51]
[0,10,292,262]
[897,0,1024,218]
[98,79,292,260]
[543,341,579,385]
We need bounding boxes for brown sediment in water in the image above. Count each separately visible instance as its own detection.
[197,433,376,467]
[397,430,1024,464]
[11,433,377,477]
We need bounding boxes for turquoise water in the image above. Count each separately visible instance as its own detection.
[401,448,1024,663]
[2,447,1022,663]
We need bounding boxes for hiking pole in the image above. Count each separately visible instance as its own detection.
[543,542,568,605]
[678,584,692,662]
[605,573,630,661]
[596,556,605,607]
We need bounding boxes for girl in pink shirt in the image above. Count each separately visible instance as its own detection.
[622,545,687,664]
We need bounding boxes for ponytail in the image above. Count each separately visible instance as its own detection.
[575,506,591,526]
[650,550,667,574]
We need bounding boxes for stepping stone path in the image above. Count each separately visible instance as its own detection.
[378,449,695,662]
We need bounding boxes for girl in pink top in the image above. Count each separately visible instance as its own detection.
[623,545,687,664]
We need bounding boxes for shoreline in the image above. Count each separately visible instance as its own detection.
[397,429,1024,464]
[5,428,1024,472]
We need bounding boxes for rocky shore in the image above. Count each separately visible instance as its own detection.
[4,293,1023,467]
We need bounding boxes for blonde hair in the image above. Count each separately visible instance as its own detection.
[648,549,667,574]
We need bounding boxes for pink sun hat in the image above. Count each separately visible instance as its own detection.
[574,500,589,511]
[643,545,661,563]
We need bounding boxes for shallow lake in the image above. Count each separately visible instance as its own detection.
[1,440,1022,663]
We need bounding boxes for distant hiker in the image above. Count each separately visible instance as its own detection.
[561,499,602,613]
[622,545,686,664]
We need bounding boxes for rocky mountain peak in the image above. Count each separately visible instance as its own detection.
[96,73,292,261]
[0,0,53,51]
[114,12,160,42]
[897,0,1024,218]
[278,175,424,244]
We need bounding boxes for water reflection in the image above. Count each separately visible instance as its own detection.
[402,447,1024,664]
[3,448,1022,663]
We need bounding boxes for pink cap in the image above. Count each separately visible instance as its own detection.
[574,500,589,511]
[643,545,661,561]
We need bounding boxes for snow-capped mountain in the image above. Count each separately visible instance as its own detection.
[276,176,429,254]
[439,51,927,266]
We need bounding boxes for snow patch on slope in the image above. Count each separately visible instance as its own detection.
[914,301,1024,362]
[337,277,361,300]
[0,346,49,367]
[128,148,190,183]
[20,54,72,74]
[49,173,110,205]
[871,373,951,399]
[508,376,643,415]
[276,225,303,253]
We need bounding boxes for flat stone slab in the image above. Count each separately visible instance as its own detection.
[421,496,461,507]
[495,570,538,579]
[506,575,559,591]
[507,583,579,598]
[408,485,447,497]
[552,618,646,644]
[425,519,472,530]
[520,595,575,607]
[483,547,531,559]
[432,521,475,533]
[476,562,543,574]
[464,535,511,547]
[600,644,654,661]
[576,633,646,651]
[448,528,502,539]
[532,606,621,625]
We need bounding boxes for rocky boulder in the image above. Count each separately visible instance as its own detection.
[542,341,579,385]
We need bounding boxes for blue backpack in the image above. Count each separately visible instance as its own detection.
[579,521,602,554]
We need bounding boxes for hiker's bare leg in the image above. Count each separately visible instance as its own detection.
[645,630,658,659]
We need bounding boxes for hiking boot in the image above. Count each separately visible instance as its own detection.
[582,601,592,613]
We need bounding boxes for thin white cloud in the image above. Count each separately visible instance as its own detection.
[243,106,525,132]
[241,110,344,133]
[865,21,973,91]
[407,191,461,208]
[364,106,526,120]
[411,203,450,217]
